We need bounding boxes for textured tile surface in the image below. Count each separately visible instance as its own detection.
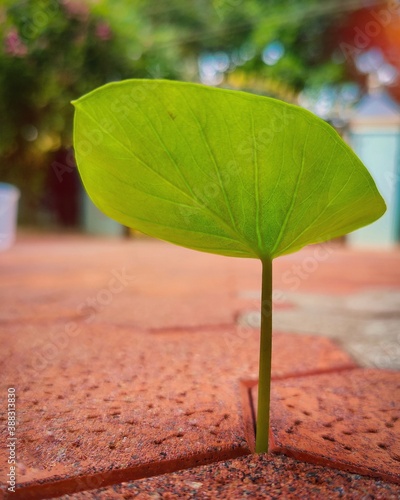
[253,369,400,484]
[1,236,400,499]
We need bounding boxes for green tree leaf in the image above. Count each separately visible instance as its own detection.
[73,79,385,259]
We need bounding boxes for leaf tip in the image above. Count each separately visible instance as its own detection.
[71,98,84,109]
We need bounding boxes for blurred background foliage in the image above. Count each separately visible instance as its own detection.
[0,0,398,226]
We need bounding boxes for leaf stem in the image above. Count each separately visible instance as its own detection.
[255,257,273,453]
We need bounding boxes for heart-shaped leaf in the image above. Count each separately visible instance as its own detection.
[73,79,385,259]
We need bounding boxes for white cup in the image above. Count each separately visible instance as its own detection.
[0,183,20,251]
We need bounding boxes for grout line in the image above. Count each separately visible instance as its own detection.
[248,386,257,443]
[238,380,256,454]
[10,447,250,500]
[274,446,400,486]
[271,364,360,382]
[239,365,359,390]
[149,323,234,334]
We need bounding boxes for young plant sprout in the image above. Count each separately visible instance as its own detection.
[73,80,386,453]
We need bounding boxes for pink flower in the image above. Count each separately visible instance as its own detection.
[4,28,27,57]
[61,0,89,20]
[95,22,112,41]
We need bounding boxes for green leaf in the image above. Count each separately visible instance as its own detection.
[73,79,386,260]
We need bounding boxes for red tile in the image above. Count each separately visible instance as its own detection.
[270,335,356,380]
[253,369,400,484]
[3,238,400,331]
[0,238,241,330]
[0,325,252,499]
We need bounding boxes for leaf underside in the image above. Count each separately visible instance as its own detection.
[73,79,386,260]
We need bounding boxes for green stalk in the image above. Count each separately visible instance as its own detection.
[255,257,273,453]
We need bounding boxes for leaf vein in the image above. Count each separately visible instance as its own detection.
[180,91,238,231]
[271,124,310,255]
[277,160,358,255]
[251,108,263,250]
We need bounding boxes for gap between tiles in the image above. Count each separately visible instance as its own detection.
[148,322,234,334]
[7,446,250,500]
